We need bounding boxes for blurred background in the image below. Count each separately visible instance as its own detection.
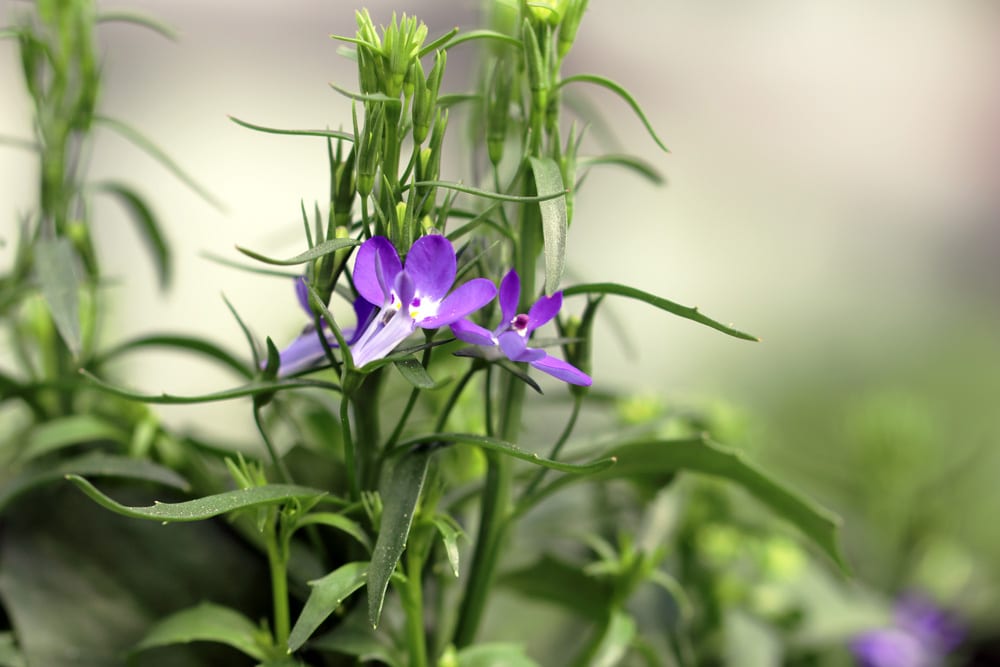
[2,0,999,662]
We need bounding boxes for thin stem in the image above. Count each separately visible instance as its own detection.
[401,537,429,667]
[433,364,479,433]
[253,404,292,484]
[384,340,435,451]
[339,395,360,500]
[265,518,291,649]
[521,393,583,498]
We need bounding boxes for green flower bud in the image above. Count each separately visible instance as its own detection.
[486,58,512,165]
[526,0,567,27]
[557,0,589,58]
[355,102,384,198]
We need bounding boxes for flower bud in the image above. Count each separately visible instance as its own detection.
[486,58,512,165]
[557,0,589,58]
[355,102,384,198]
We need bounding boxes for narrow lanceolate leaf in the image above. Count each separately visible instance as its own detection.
[92,181,171,288]
[19,414,129,462]
[562,282,759,342]
[499,554,613,623]
[528,157,568,295]
[35,238,81,356]
[408,180,567,204]
[228,116,354,141]
[92,334,252,380]
[95,10,178,40]
[288,562,368,651]
[94,115,225,210]
[534,436,846,570]
[236,237,359,266]
[557,74,669,152]
[431,28,521,54]
[81,370,341,404]
[131,602,266,661]
[0,453,188,512]
[577,154,665,186]
[432,516,463,577]
[65,476,327,522]
[368,448,431,628]
[392,356,438,389]
[396,433,615,474]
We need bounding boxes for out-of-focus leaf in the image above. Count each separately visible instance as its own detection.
[92,181,171,288]
[235,237,359,267]
[287,561,368,651]
[579,609,636,667]
[0,632,25,667]
[528,156,567,295]
[0,453,188,512]
[430,28,520,54]
[368,448,430,628]
[228,116,354,141]
[95,10,178,40]
[408,180,566,204]
[81,369,341,404]
[94,114,225,210]
[562,282,759,342]
[19,414,129,462]
[432,515,462,577]
[65,476,326,522]
[92,333,252,379]
[396,433,614,474]
[309,606,402,666]
[576,154,664,186]
[557,74,669,152]
[530,436,846,570]
[499,554,613,623]
[131,602,267,660]
[454,643,542,667]
[35,237,81,356]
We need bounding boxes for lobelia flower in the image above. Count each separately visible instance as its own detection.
[450,269,592,386]
[271,277,376,377]
[349,234,496,367]
[851,594,964,667]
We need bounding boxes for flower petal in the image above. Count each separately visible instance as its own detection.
[497,331,544,363]
[349,298,377,344]
[351,309,417,367]
[354,236,402,306]
[498,269,520,326]
[451,319,496,346]
[276,328,333,377]
[295,277,312,316]
[526,291,562,333]
[394,270,416,309]
[417,278,496,329]
[404,234,456,301]
[530,353,592,386]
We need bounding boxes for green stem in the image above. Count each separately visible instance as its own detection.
[402,537,429,667]
[265,519,290,650]
[340,395,360,500]
[253,404,292,484]
[521,393,583,498]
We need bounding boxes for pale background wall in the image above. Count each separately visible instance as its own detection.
[2,0,998,441]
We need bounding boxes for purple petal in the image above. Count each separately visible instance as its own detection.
[276,328,333,377]
[404,234,456,301]
[498,331,545,363]
[354,236,402,306]
[498,269,520,325]
[295,277,312,316]
[349,298,377,344]
[530,354,592,386]
[851,629,931,667]
[451,319,496,346]
[350,309,417,367]
[394,270,416,310]
[417,278,496,329]
[526,291,562,333]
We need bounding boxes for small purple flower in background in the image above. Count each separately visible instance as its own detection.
[451,269,592,386]
[851,594,963,667]
[272,278,375,377]
[349,235,496,367]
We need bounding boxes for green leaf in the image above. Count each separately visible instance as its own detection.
[309,606,402,666]
[0,631,25,667]
[368,448,431,628]
[287,561,368,651]
[81,369,341,404]
[455,643,542,667]
[528,157,568,294]
[581,609,636,667]
[431,29,521,54]
[34,237,81,356]
[65,476,327,523]
[407,180,567,204]
[557,74,669,152]
[228,115,354,141]
[531,437,846,570]
[200,251,302,278]
[499,554,613,623]
[92,333,252,379]
[561,282,759,342]
[94,114,225,210]
[236,237,360,266]
[417,26,460,56]
[19,414,129,462]
[293,512,372,551]
[131,602,267,660]
[393,355,438,389]
[431,516,462,577]
[576,154,665,186]
[95,10,178,40]
[0,452,188,514]
[395,433,615,475]
[92,181,171,288]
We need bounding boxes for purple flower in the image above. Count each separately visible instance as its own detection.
[272,278,375,377]
[851,594,963,667]
[349,235,496,367]
[450,269,592,386]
